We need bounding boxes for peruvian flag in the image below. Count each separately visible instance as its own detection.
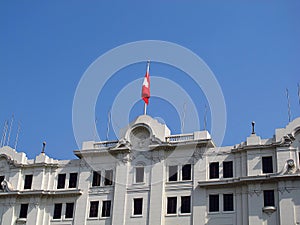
[141,61,150,105]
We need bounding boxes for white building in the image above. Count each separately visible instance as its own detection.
[0,115,300,225]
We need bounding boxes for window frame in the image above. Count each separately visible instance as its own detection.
[57,173,66,189]
[209,162,219,179]
[223,161,233,178]
[53,203,63,219]
[19,203,29,219]
[180,196,191,214]
[167,196,177,214]
[65,202,74,219]
[209,194,219,212]
[263,190,275,207]
[104,170,113,186]
[223,193,234,212]
[262,156,273,174]
[168,165,178,182]
[89,201,99,218]
[24,174,33,190]
[135,166,145,183]
[182,164,192,181]
[68,173,78,188]
[133,198,143,216]
[101,200,111,218]
[92,171,101,187]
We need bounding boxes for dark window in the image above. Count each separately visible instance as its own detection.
[101,200,111,217]
[133,198,143,215]
[223,194,234,211]
[57,174,66,189]
[209,162,219,179]
[136,167,144,183]
[104,170,113,186]
[69,173,78,188]
[0,176,4,190]
[262,156,273,173]
[89,201,99,218]
[168,165,178,182]
[92,171,101,187]
[65,202,74,219]
[182,164,191,180]
[19,204,28,219]
[53,203,62,219]
[24,175,33,189]
[223,161,233,178]
[263,190,275,207]
[209,194,219,212]
[167,197,177,214]
[181,196,191,213]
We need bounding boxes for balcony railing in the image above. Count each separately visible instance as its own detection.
[94,140,118,149]
[165,134,194,143]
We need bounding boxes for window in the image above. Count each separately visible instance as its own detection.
[57,174,66,189]
[223,194,234,211]
[0,176,4,190]
[19,204,28,219]
[133,198,143,215]
[263,190,275,207]
[92,171,101,187]
[69,173,78,188]
[181,196,191,213]
[65,203,74,219]
[24,175,33,189]
[135,167,144,183]
[168,165,178,182]
[182,164,191,180]
[101,200,111,217]
[89,201,99,218]
[223,161,233,178]
[53,203,62,219]
[209,162,219,179]
[262,156,273,173]
[167,197,177,214]
[104,170,113,186]
[209,194,219,212]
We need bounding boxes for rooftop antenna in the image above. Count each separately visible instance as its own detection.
[14,122,21,150]
[251,121,256,134]
[41,141,46,154]
[1,120,8,147]
[204,104,208,131]
[106,109,111,141]
[6,114,14,146]
[181,102,187,133]
[286,88,291,122]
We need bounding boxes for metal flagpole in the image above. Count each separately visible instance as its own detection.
[143,60,150,115]
[286,88,291,122]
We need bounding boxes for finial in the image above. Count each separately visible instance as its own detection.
[42,141,46,154]
[251,121,255,134]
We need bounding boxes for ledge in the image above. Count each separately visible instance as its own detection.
[198,174,300,188]
[262,206,276,214]
[0,189,82,197]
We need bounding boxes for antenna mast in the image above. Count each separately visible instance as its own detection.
[1,120,8,147]
[6,114,14,146]
[14,122,21,150]
[106,109,111,141]
[286,88,291,122]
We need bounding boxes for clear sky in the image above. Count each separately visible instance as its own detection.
[0,1,299,160]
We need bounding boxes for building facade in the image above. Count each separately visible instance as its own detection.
[0,115,300,225]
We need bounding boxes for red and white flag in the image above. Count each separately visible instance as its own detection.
[141,61,150,105]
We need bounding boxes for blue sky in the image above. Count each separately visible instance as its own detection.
[0,1,299,160]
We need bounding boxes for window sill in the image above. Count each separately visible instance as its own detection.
[87,217,99,220]
[131,214,143,218]
[207,211,220,215]
[165,213,177,217]
[100,216,111,220]
[133,182,146,185]
[222,211,235,214]
[262,206,276,214]
[179,213,191,216]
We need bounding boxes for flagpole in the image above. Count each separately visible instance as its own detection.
[144,103,147,115]
[143,60,150,115]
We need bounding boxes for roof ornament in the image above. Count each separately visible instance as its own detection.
[251,121,255,134]
[41,141,46,154]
